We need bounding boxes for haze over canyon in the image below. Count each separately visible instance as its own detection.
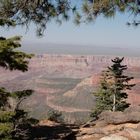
[21,43,140,57]
[0,54,140,123]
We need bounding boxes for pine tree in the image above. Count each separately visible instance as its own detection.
[0,88,39,140]
[0,0,76,36]
[79,0,140,25]
[0,36,33,71]
[91,57,135,118]
[108,57,135,112]
[0,0,140,29]
[0,82,39,140]
[11,90,39,140]
[91,71,112,118]
[0,12,38,139]
[0,88,13,140]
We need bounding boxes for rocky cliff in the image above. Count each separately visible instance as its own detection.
[0,54,140,123]
[29,54,140,79]
[33,106,140,140]
[31,54,140,67]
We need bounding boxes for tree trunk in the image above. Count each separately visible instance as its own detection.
[113,93,116,112]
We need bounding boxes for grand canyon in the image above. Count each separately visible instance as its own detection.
[0,54,140,124]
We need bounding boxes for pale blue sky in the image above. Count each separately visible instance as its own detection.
[1,12,140,50]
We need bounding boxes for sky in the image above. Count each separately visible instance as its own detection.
[1,8,140,55]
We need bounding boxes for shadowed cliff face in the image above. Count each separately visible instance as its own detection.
[0,54,140,124]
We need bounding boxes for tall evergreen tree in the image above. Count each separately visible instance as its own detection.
[108,57,135,112]
[91,57,135,118]
[0,16,37,140]
[91,71,113,118]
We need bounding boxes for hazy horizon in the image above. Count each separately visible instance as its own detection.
[1,12,140,55]
[20,42,140,57]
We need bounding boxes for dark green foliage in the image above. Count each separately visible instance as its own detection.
[0,89,39,140]
[0,0,76,35]
[0,19,15,27]
[0,21,36,139]
[11,109,39,140]
[91,57,135,118]
[0,88,13,139]
[0,12,36,139]
[0,111,15,123]
[0,88,10,110]
[75,0,140,25]
[91,71,113,118]
[0,0,140,33]
[0,36,33,72]
[47,110,64,123]
[108,57,135,111]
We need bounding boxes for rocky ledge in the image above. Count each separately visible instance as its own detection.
[76,106,140,140]
[32,106,140,140]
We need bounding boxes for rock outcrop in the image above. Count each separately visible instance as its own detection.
[34,106,140,140]
[76,106,140,140]
[0,54,140,123]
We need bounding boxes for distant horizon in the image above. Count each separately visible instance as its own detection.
[20,42,140,57]
[1,12,140,54]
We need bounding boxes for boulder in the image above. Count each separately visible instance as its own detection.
[76,107,140,140]
[100,134,128,140]
[98,110,140,125]
[125,128,140,140]
[124,106,140,113]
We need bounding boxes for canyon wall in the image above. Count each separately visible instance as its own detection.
[28,54,140,79]
[0,54,140,123]
[31,54,140,67]
[0,54,140,95]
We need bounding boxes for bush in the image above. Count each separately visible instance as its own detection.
[47,110,64,123]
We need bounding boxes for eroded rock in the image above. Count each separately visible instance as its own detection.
[100,134,128,140]
[98,110,140,125]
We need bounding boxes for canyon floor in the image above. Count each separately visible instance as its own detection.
[0,54,140,124]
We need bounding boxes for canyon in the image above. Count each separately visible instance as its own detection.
[0,54,140,124]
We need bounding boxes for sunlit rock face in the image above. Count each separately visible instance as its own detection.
[27,54,140,81]
[0,54,140,123]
